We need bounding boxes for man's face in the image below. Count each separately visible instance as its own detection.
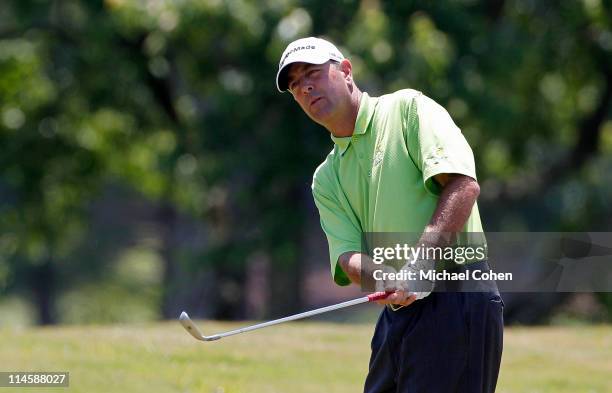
[286,61,351,125]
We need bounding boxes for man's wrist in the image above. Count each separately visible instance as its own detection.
[418,230,454,249]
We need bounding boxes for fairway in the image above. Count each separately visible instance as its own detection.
[0,319,610,393]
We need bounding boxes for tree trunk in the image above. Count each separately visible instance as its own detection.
[31,256,56,325]
[158,201,178,319]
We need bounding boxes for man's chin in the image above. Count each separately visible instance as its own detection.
[307,109,331,126]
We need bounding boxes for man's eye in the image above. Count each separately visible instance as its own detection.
[308,69,319,77]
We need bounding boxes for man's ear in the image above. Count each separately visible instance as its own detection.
[339,59,353,82]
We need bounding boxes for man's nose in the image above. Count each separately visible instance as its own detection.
[300,83,314,95]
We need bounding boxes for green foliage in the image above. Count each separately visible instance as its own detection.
[1,0,611,323]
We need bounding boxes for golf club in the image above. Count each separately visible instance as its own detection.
[179,291,392,342]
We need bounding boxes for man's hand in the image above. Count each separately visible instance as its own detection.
[373,265,419,306]
[375,290,418,306]
[399,256,436,300]
[338,252,419,307]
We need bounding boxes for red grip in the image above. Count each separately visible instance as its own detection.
[367,291,393,302]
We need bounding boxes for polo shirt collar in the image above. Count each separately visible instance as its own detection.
[330,92,377,156]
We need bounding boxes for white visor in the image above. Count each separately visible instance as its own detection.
[276,37,344,92]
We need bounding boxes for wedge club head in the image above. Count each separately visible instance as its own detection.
[179,312,221,341]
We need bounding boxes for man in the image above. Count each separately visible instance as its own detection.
[276,37,503,393]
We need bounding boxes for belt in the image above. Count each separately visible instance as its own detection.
[434,260,498,293]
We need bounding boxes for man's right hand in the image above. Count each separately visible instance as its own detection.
[375,290,418,306]
[338,252,419,307]
[374,265,419,306]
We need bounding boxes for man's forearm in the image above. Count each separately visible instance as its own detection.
[420,174,480,247]
[338,251,379,286]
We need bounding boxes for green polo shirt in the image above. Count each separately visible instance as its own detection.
[312,89,484,286]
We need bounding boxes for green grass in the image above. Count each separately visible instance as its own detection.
[0,320,610,393]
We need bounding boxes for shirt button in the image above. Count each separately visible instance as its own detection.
[367,170,372,177]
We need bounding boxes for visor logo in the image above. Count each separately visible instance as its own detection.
[280,45,316,65]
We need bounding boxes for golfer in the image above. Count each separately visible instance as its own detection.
[276,37,503,393]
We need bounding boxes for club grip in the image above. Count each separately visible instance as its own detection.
[367,291,393,302]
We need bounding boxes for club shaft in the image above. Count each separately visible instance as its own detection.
[215,296,370,338]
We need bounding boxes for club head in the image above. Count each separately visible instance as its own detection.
[179,311,221,342]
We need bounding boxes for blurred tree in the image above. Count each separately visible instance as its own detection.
[0,0,193,323]
[1,0,610,324]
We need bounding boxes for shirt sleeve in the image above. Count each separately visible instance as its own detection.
[312,164,362,286]
[413,94,477,196]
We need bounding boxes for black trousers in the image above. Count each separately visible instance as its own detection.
[363,290,504,393]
